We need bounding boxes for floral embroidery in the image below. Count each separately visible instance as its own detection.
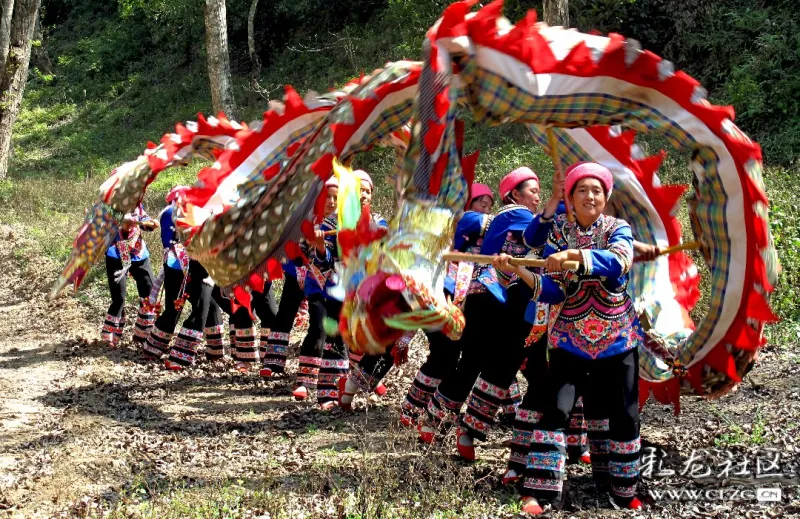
[532,429,565,446]
[610,438,641,454]
[527,451,566,472]
[586,418,610,431]
[589,438,611,454]
[523,477,562,492]
[516,409,543,424]
[512,429,534,445]
[473,377,508,399]
[566,434,588,446]
[609,460,640,479]
[414,371,441,388]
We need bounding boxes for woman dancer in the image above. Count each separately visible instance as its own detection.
[494,162,644,514]
[101,203,158,347]
[416,167,541,457]
[399,183,499,425]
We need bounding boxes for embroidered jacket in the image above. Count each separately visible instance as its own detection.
[474,204,533,302]
[306,215,339,298]
[444,211,492,297]
[523,213,642,360]
[106,204,153,262]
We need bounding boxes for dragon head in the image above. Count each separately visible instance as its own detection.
[49,201,121,299]
[338,198,465,355]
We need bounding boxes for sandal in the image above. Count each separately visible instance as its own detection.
[520,497,544,515]
[456,428,476,461]
[501,469,522,486]
[164,359,183,371]
[417,423,436,444]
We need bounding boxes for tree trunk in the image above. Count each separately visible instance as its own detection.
[247,0,260,79]
[0,0,41,179]
[203,0,236,119]
[543,0,569,27]
[246,0,260,107]
[0,0,14,72]
[30,12,52,75]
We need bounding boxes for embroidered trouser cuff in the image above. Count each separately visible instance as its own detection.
[261,331,289,372]
[462,376,510,441]
[233,327,258,363]
[132,301,156,343]
[401,369,442,420]
[144,326,173,357]
[204,324,226,361]
[168,327,204,366]
[424,389,463,430]
[318,342,348,404]
[101,314,125,346]
[296,355,322,389]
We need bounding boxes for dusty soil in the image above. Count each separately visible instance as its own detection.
[0,222,798,518]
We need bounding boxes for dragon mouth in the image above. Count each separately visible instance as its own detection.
[49,256,88,300]
[348,273,413,354]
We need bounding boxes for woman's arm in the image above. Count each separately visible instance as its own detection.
[523,178,565,248]
[492,254,566,304]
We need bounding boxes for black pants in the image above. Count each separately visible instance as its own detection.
[459,283,532,440]
[168,260,215,365]
[102,256,154,345]
[350,349,395,393]
[214,286,258,363]
[261,274,306,372]
[253,283,278,330]
[507,337,588,471]
[143,265,184,357]
[203,294,225,361]
[296,293,348,402]
[424,290,508,427]
[154,266,185,333]
[520,347,640,504]
[400,331,461,419]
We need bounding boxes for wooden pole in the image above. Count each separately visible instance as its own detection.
[546,127,574,222]
[443,252,580,271]
[634,241,701,262]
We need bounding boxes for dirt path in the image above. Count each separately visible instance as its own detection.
[0,222,798,518]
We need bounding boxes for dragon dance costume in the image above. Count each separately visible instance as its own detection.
[101,204,156,347]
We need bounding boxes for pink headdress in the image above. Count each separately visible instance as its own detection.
[499,167,539,201]
[470,182,493,202]
[564,162,613,197]
[354,169,373,189]
[325,176,339,188]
